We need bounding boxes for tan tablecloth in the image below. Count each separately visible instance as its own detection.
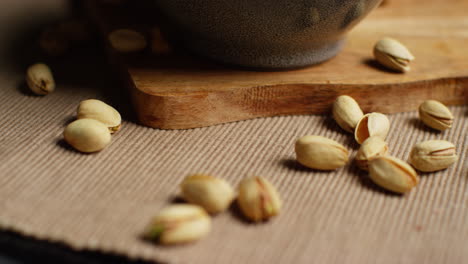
[1,1,467,263]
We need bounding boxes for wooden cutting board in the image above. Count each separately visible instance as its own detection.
[86,0,468,129]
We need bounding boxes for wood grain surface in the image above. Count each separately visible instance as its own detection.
[88,0,468,129]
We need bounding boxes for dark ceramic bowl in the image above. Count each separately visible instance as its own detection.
[155,0,382,69]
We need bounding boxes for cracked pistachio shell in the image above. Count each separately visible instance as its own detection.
[180,174,235,214]
[409,140,458,172]
[355,113,390,144]
[418,100,454,131]
[144,204,211,245]
[355,136,389,170]
[63,119,111,153]
[26,63,55,95]
[108,29,147,52]
[332,95,364,133]
[237,176,282,222]
[77,99,122,133]
[369,156,419,193]
[295,135,349,170]
[373,37,415,72]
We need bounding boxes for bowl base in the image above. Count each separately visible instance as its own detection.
[186,39,346,70]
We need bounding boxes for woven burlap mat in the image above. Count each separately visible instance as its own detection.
[1,1,467,263]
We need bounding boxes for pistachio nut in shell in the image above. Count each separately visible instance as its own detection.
[26,63,55,95]
[57,19,90,43]
[39,27,69,56]
[108,29,147,52]
[77,99,122,133]
[332,95,364,133]
[295,135,349,170]
[180,174,235,214]
[63,119,111,153]
[355,113,390,144]
[409,140,458,172]
[144,204,211,245]
[237,176,282,222]
[369,156,419,193]
[373,37,415,72]
[355,136,389,170]
[151,27,172,55]
[418,100,453,131]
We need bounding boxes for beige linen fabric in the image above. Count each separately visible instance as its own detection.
[0,1,467,263]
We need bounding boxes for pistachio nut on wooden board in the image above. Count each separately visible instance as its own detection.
[39,19,90,56]
[39,27,69,56]
[373,37,414,72]
[108,29,147,53]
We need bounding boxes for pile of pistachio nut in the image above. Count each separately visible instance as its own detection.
[143,174,282,245]
[26,63,122,153]
[295,95,457,194]
[63,99,122,153]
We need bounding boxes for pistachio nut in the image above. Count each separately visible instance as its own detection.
[77,99,122,133]
[144,204,211,245]
[409,140,458,172]
[295,135,349,170]
[237,176,281,222]
[180,174,235,214]
[108,29,147,52]
[39,27,69,56]
[58,19,90,43]
[355,136,389,170]
[373,37,415,72]
[101,0,125,4]
[63,119,111,153]
[309,7,321,25]
[26,63,55,95]
[369,156,419,193]
[151,27,172,55]
[355,113,390,144]
[332,95,364,133]
[418,100,453,131]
